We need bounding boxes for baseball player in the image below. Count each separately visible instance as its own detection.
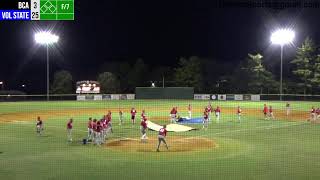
[269,106,275,120]
[214,106,221,123]
[66,118,73,142]
[170,107,177,123]
[207,103,213,122]
[316,108,320,120]
[87,118,93,141]
[95,121,103,146]
[36,116,43,136]
[140,116,148,143]
[237,106,242,122]
[310,106,316,121]
[92,119,97,142]
[156,125,169,152]
[263,104,268,120]
[141,110,146,121]
[131,107,137,124]
[286,102,291,117]
[119,110,124,125]
[188,104,192,119]
[202,109,209,130]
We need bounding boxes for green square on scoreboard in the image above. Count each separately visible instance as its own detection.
[40,0,57,14]
[57,0,74,14]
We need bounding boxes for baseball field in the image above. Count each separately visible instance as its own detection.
[0,100,320,180]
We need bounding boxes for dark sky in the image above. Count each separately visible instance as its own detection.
[1,0,320,93]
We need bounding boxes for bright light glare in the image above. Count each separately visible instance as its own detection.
[271,29,295,45]
[35,32,59,44]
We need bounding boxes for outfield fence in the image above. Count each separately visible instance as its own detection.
[0,94,320,102]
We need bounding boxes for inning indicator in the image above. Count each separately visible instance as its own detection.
[0,0,74,21]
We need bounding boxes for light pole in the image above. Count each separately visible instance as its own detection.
[271,29,295,101]
[35,32,59,101]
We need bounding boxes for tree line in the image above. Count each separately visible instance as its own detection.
[51,37,320,94]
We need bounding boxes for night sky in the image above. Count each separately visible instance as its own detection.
[1,0,320,93]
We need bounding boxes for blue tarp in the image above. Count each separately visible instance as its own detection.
[177,117,203,124]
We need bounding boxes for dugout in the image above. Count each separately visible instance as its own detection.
[135,87,194,99]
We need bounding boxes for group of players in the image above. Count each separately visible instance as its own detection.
[310,106,320,122]
[35,102,320,151]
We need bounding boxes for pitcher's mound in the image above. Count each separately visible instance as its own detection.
[105,136,216,152]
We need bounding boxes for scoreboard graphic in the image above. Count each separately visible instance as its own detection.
[0,0,74,20]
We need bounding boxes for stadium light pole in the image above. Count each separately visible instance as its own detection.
[0,81,3,90]
[271,29,295,101]
[35,32,59,101]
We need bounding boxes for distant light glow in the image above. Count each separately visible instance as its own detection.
[0,81,3,85]
[35,32,59,44]
[271,29,295,45]
[151,82,155,87]
[21,84,26,87]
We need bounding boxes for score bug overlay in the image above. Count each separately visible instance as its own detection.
[0,0,74,21]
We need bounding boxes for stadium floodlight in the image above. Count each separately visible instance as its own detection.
[35,31,59,101]
[35,32,59,45]
[151,82,155,87]
[271,28,295,101]
[0,81,3,90]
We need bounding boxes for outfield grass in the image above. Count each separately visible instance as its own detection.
[0,100,320,180]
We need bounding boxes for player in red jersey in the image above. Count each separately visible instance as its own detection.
[87,117,93,141]
[207,103,213,122]
[156,125,169,152]
[36,116,44,136]
[286,102,291,117]
[131,107,137,124]
[214,106,221,123]
[141,109,146,121]
[95,121,103,146]
[263,104,268,120]
[310,106,316,121]
[119,109,124,125]
[140,116,148,143]
[170,107,178,123]
[92,119,97,142]
[188,104,192,119]
[269,106,275,120]
[202,109,209,130]
[237,106,242,122]
[316,108,320,120]
[67,118,73,142]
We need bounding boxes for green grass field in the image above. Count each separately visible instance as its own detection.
[0,100,320,180]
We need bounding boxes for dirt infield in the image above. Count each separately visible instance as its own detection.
[0,107,309,123]
[105,136,216,152]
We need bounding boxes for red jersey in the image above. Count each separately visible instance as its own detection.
[188,105,192,111]
[311,108,316,113]
[92,122,97,130]
[207,105,212,112]
[237,108,242,114]
[159,128,167,137]
[263,106,268,113]
[140,120,147,129]
[67,122,72,129]
[269,107,273,113]
[203,111,208,119]
[96,123,102,132]
[88,121,93,129]
[215,107,221,113]
[141,112,146,118]
[131,109,137,116]
[36,120,43,126]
